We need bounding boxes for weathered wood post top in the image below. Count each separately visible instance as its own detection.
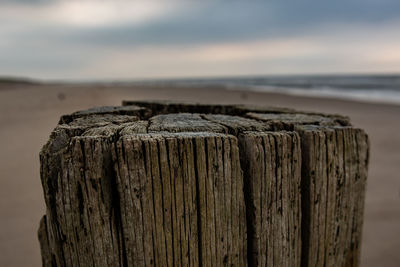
[38,101,369,267]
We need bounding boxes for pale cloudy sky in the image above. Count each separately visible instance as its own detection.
[1,0,400,80]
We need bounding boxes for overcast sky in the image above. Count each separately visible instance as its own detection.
[1,0,400,80]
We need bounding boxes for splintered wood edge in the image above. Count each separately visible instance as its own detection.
[42,102,350,156]
[122,100,351,125]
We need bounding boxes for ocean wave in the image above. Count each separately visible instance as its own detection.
[157,75,400,105]
[225,84,400,105]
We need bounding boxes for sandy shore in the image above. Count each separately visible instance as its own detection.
[0,83,399,266]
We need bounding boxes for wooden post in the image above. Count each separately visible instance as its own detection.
[38,102,368,267]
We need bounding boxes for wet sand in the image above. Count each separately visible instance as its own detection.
[0,83,399,266]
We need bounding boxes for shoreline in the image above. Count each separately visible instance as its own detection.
[3,80,400,107]
[125,82,400,108]
[228,85,400,107]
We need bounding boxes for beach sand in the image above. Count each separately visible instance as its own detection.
[0,83,399,266]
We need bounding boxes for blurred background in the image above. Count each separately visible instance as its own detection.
[0,1,399,266]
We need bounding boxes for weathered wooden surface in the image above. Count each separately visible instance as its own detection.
[38,102,369,267]
[113,132,247,266]
[239,131,302,267]
[296,125,369,267]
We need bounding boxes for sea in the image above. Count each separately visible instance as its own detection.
[149,75,400,105]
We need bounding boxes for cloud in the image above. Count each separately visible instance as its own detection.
[0,1,400,79]
[0,1,178,28]
[51,25,400,80]
[46,1,400,47]
[3,1,400,46]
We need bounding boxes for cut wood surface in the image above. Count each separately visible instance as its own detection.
[38,101,369,267]
[239,131,302,267]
